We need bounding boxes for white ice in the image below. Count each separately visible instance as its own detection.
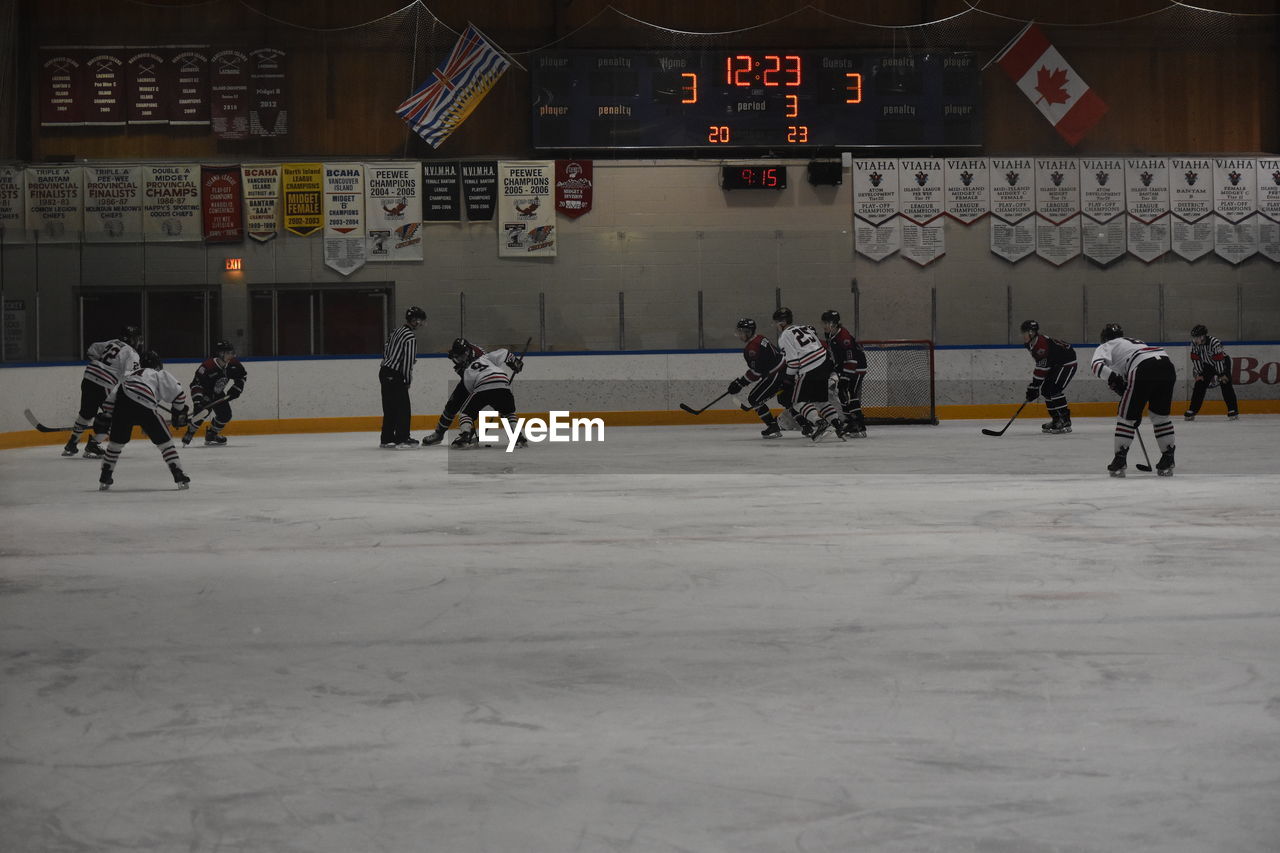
[2,418,1279,853]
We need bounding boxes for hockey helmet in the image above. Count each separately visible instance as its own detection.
[1190,324,1208,339]
[213,340,236,358]
[1019,319,1039,335]
[820,309,842,326]
[1099,323,1125,343]
[772,306,794,325]
[447,337,479,366]
[120,324,143,347]
[735,318,756,334]
[139,350,163,370]
[405,305,427,325]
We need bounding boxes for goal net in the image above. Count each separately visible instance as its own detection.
[858,340,936,425]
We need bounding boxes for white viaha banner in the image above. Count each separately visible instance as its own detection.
[989,158,1034,262]
[324,164,366,276]
[1124,158,1169,263]
[1079,158,1125,266]
[142,165,200,242]
[853,159,900,261]
[498,161,556,258]
[1213,158,1257,264]
[1169,157,1213,261]
[1034,158,1080,266]
[898,158,944,266]
[1258,158,1280,263]
[25,166,82,243]
[241,164,280,243]
[944,157,989,224]
[364,162,423,263]
[83,165,142,242]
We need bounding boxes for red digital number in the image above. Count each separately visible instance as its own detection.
[784,55,801,86]
[708,125,730,144]
[786,126,809,144]
[726,55,753,87]
[681,72,698,104]
[762,55,781,87]
[763,168,778,188]
[845,73,863,104]
[785,94,798,118]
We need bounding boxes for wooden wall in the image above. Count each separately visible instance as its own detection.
[20,0,1280,161]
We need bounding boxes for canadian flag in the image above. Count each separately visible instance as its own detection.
[995,22,1108,146]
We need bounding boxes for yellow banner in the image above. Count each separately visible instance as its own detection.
[282,163,323,236]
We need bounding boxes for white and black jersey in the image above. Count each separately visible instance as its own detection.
[116,367,189,413]
[83,339,141,390]
[1091,337,1169,382]
[460,348,516,393]
[380,324,418,383]
[1189,335,1230,380]
[777,324,830,377]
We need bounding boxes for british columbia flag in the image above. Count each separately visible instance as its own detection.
[396,24,511,148]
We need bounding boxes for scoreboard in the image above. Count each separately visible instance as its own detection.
[531,49,982,151]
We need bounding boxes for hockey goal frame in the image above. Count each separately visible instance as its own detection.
[856,339,937,425]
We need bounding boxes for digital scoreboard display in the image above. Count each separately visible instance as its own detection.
[531,49,982,151]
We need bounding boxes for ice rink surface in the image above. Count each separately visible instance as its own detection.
[2,416,1279,853]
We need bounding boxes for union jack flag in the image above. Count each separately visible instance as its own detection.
[396,24,511,149]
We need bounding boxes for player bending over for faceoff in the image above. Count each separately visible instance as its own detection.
[726,318,787,438]
[1019,319,1078,434]
[182,340,248,446]
[97,351,192,491]
[1092,323,1177,478]
[421,338,485,446]
[821,309,867,438]
[63,324,143,459]
[423,338,525,448]
[773,307,846,442]
[1185,324,1239,421]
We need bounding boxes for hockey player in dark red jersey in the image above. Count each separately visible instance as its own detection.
[1020,320,1078,434]
[1185,324,1239,420]
[181,341,248,446]
[821,310,868,438]
[726,318,787,438]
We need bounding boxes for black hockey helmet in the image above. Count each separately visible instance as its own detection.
[139,350,163,370]
[772,306,794,325]
[1190,324,1208,338]
[820,309,842,326]
[120,324,143,346]
[1019,319,1039,334]
[405,305,426,324]
[213,340,235,357]
[735,318,756,334]
[447,337,476,365]
[1099,322,1124,343]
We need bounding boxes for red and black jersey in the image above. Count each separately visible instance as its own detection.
[190,356,248,400]
[824,327,867,377]
[1026,334,1077,383]
[739,334,784,382]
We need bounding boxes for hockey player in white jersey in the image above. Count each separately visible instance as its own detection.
[62,324,143,459]
[773,307,845,441]
[97,351,192,491]
[1092,323,1177,477]
[445,340,526,448]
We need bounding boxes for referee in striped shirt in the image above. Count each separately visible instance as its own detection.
[380,306,426,448]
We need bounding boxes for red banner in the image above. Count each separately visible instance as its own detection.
[39,48,85,127]
[555,159,593,218]
[127,49,168,125]
[201,165,244,243]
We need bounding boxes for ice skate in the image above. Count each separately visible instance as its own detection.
[181,427,197,446]
[1044,417,1072,434]
[1183,411,1196,421]
[1107,451,1128,478]
[514,435,529,449]
[760,423,782,439]
[83,440,105,459]
[169,463,190,490]
[1156,447,1175,476]
[451,429,477,448]
[379,442,397,449]
[1227,412,1239,421]
[98,464,113,491]
[62,437,80,457]
[831,419,848,441]
[204,433,227,446]
[809,419,830,443]
[421,430,446,446]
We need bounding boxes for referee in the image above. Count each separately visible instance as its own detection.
[379,306,426,448]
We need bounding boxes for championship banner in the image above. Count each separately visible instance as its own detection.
[1213,158,1257,265]
[1169,157,1214,261]
[84,166,142,242]
[210,49,250,140]
[324,164,366,275]
[169,47,210,125]
[853,159,900,261]
[282,163,323,236]
[989,158,1035,262]
[1124,158,1170,263]
[0,167,25,244]
[365,162,423,262]
[83,48,126,126]
[1034,158,1080,266]
[898,158,944,266]
[39,48,85,127]
[25,166,82,243]
[1080,158,1126,266]
[422,162,461,222]
[462,161,498,220]
[201,165,243,243]
[944,158,989,224]
[555,160,593,219]
[249,48,288,137]
[143,165,201,242]
[1258,158,1280,263]
[498,161,556,257]
[126,49,169,125]
[241,164,281,243]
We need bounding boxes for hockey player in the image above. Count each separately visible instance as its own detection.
[62,324,143,458]
[1020,320,1078,434]
[821,309,868,437]
[421,338,487,446]
[181,340,248,446]
[97,351,191,491]
[445,341,526,448]
[726,318,786,438]
[379,306,426,448]
[1185,324,1239,421]
[773,307,845,441]
[1092,323,1177,477]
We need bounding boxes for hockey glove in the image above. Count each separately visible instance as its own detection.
[504,353,524,374]
[727,378,747,394]
[1107,374,1128,396]
[1025,384,1040,402]
[170,406,190,429]
[1215,374,1229,386]
[227,385,242,400]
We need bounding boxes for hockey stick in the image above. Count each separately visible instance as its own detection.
[980,401,1029,437]
[1134,429,1153,472]
[679,390,732,416]
[181,395,233,429]
[24,409,74,432]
